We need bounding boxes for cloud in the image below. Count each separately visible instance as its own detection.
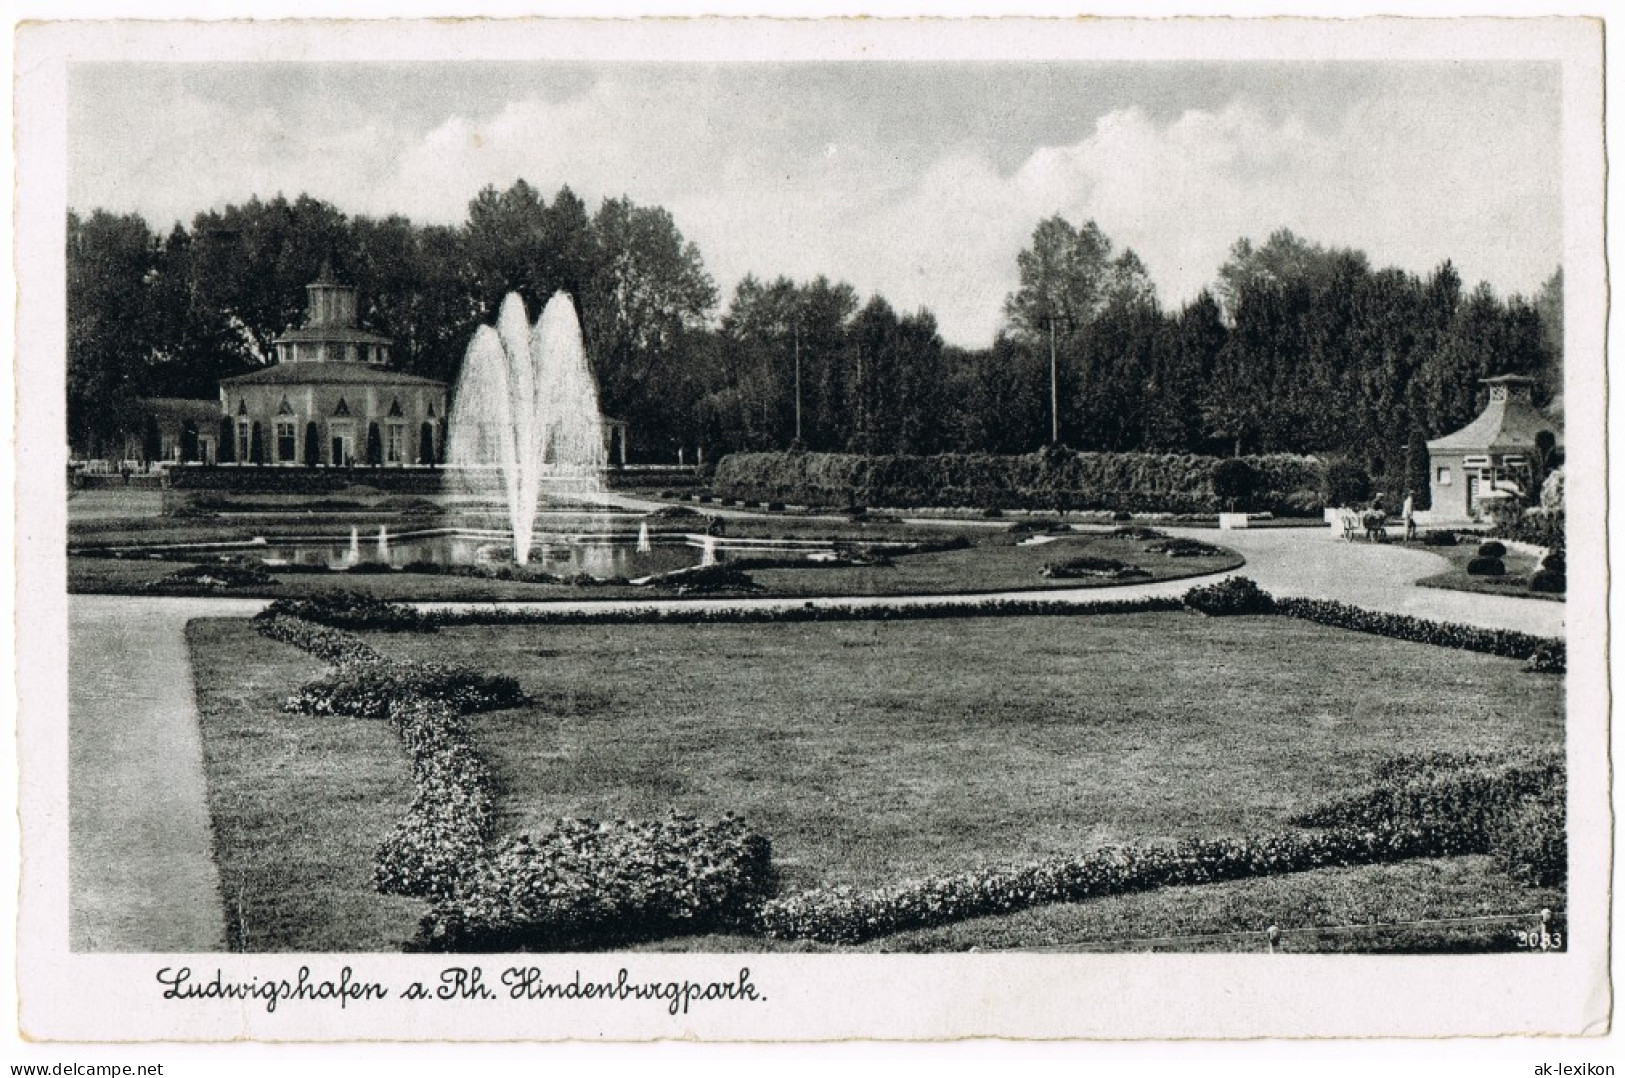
[69,68,1561,349]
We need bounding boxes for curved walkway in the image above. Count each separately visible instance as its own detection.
[416,523,1564,638]
[65,521,1561,949]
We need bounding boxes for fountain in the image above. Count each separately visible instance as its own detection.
[637,522,652,554]
[376,524,390,561]
[447,291,607,564]
[701,534,718,567]
[347,526,361,566]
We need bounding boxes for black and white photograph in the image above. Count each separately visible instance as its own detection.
[10,12,1610,1050]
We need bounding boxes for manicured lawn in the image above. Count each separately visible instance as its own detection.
[187,609,1560,951]
[187,619,428,951]
[371,614,1560,892]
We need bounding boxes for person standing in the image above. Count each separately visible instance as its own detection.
[1402,490,1417,541]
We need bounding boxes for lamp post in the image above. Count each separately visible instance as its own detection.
[793,323,803,446]
[1039,309,1072,446]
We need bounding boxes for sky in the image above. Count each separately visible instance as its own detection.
[68,61,1562,348]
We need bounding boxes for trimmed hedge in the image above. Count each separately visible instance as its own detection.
[1421,530,1460,547]
[1272,597,1560,667]
[415,814,774,951]
[1466,556,1506,577]
[1477,541,1508,559]
[259,591,435,632]
[713,450,1325,515]
[427,595,1187,629]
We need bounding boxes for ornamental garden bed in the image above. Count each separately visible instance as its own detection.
[1413,543,1563,603]
[187,602,1561,952]
[72,525,1242,602]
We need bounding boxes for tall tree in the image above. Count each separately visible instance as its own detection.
[67,210,162,454]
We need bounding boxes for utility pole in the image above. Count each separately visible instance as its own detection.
[793,323,803,446]
[1049,315,1059,446]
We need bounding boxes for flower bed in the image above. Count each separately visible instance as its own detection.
[373,698,495,899]
[415,814,774,951]
[283,661,527,719]
[1039,556,1149,580]
[755,749,1562,944]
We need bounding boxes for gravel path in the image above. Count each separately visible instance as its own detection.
[69,594,262,951]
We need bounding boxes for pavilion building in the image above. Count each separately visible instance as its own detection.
[1426,374,1562,520]
[217,268,448,467]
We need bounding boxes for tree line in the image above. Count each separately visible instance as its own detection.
[68,183,1561,493]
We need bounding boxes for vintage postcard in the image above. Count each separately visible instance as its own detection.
[13,15,1608,1043]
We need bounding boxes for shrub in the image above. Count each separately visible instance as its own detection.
[1529,570,1566,595]
[1491,508,1565,549]
[258,591,435,632]
[645,564,759,593]
[1466,556,1506,577]
[1007,518,1065,535]
[1111,510,1132,522]
[767,501,786,512]
[1112,525,1166,540]
[1324,458,1373,507]
[148,561,276,589]
[1040,557,1149,580]
[285,660,527,718]
[1539,552,1565,574]
[377,496,443,515]
[1273,597,1557,662]
[1291,749,1562,849]
[1210,458,1259,510]
[647,505,702,520]
[981,506,1004,518]
[1282,489,1325,516]
[1524,641,1566,674]
[1492,794,1566,887]
[1421,530,1460,547]
[1182,576,1275,616]
[416,813,774,951]
[1146,537,1224,558]
[1477,541,1507,558]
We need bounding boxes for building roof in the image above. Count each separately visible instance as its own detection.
[219,361,446,389]
[1426,391,1564,453]
[271,326,394,346]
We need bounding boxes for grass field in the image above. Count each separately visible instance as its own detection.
[188,610,1561,951]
